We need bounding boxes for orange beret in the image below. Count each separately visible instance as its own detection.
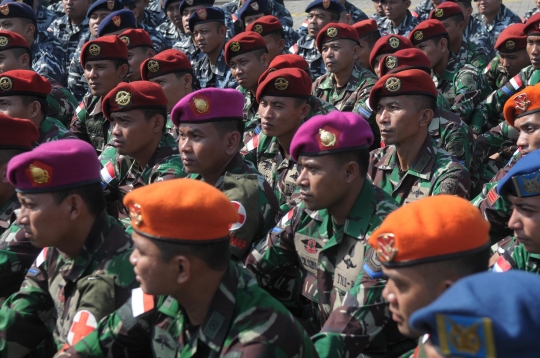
[429,2,463,21]
[224,31,267,65]
[409,20,448,47]
[118,28,153,49]
[495,24,527,53]
[316,22,360,53]
[352,18,379,39]
[503,83,540,127]
[368,195,490,267]
[123,179,239,242]
[256,68,312,103]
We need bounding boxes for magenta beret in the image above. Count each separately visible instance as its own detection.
[7,139,101,193]
[290,111,374,161]
[170,88,244,127]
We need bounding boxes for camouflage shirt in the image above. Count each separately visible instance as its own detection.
[312,63,377,112]
[173,35,203,63]
[46,75,79,127]
[246,180,399,355]
[47,16,89,69]
[455,37,489,70]
[36,3,58,32]
[378,10,420,37]
[290,35,327,80]
[472,4,521,42]
[222,0,293,27]
[484,55,510,92]
[67,32,93,102]
[523,7,540,21]
[412,0,434,21]
[0,195,18,236]
[31,30,66,86]
[0,211,137,353]
[140,21,170,53]
[70,95,111,154]
[38,116,77,145]
[368,136,471,205]
[57,262,317,358]
[192,48,238,89]
[465,16,494,58]
[237,85,257,124]
[156,20,186,49]
[490,236,540,274]
[140,8,166,29]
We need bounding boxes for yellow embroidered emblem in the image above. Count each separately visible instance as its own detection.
[230,42,241,52]
[505,40,515,50]
[119,35,130,47]
[414,31,423,41]
[129,203,143,227]
[254,24,263,33]
[147,60,160,73]
[0,36,8,47]
[388,36,400,48]
[0,5,9,16]
[193,97,209,113]
[89,44,101,56]
[115,91,132,106]
[434,8,444,17]
[376,233,398,262]
[385,55,397,69]
[385,77,401,92]
[29,164,50,184]
[274,77,289,90]
[326,27,338,38]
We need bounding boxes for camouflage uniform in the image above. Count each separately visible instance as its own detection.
[140,8,166,29]
[296,1,368,38]
[222,0,293,27]
[56,262,317,358]
[472,4,521,42]
[36,3,58,32]
[156,20,186,49]
[368,136,471,205]
[31,30,66,86]
[46,75,79,127]
[455,37,489,70]
[378,10,420,37]
[192,49,238,89]
[246,180,400,355]
[173,35,203,63]
[312,63,378,112]
[190,153,280,261]
[46,16,89,69]
[490,236,540,273]
[70,95,111,154]
[484,55,510,91]
[372,13,385,26]
[0,195,18,236]
[67,32,93,102]
[237,86,257,123]
[140,21,169,53]
[147,0,162,14]
[523,7,540,21]
[0,211,137,353]
[38,116,77,144]
[412,0,434,21]
[290,35,326,80]
[465,16,494,58]
[47,1,64,17]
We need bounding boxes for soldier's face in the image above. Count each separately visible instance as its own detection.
[526,35,540,70]
[372,54,384,77]
[0,95,33,121]
[415,39,444,70]
[0,18,30,39]
[514,113,540,156]
[262,34,285,63]
[0,162,12,202]
[258,95,308,139]
[476,0,502,16]
[306,9,335,39]
[244,14,264,26]
[110,109,164,157]
[372,0,385,17]
[63,0,92,23]
[84,60,127,97]
[440,18,464,48]
[229,52,269,91]
[381,0,411,22]
[89,10,112,37]
[321,39,358,74]
[508,194,540,254]
[499,50,531,78]
[127,47,153,82]
[357,38,373,72]
[150,73,192,112]
[0,50,26,73]
[193,22,225,54]
[166,1,182,30]
[182,5,204,35]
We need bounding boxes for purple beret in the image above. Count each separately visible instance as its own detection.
[291,111,373,161]
[170,88,244,127]
[7,139,101,193]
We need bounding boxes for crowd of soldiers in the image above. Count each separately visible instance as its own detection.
[0,0,540,355]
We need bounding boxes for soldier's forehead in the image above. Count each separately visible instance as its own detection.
[308,8,332,16]
[184,5,205,13]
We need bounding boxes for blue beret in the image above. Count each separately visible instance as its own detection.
[87,0,123,17]
[188,6,224,32]
[305,0,345,15]
[0,2,36,23]
[238,0,268,22]
[97,9,137,37]
[1,0,33,10]
[497,149,540,197]
[178,0,215,15]
[410,271,540,358]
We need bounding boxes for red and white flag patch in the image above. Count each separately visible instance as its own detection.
[35,247,49,267]
[493,255,512,272]
[100,162,116,184]
[131,287,154,317]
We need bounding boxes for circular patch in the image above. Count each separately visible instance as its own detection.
[385,55,397,69]
[274,77,289,90]
[446,140,465,158]
[115,90,132,106]
[439,179,458,194]
[319,129,336,147]
[193,97,209,113]
[327,26,338,38]
[413,31,423,41]
[147,60,160,73]
[434,8,444,18]
[388,36,400,48]
[0,76,12,91]
[119,35,130,47]
[229,201,247,230]
[0,36,8,47]
[89,44,101,56]
[505,40,515,50]
[254,24,263,33]
[230,41,241,52]
[385,77,401,92]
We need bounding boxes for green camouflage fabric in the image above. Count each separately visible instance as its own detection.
[0,195,18,236]
[470,65,540,135]
[290,35,327,80]
[472,4,521,42]
[312,63,378,112]
[455,37,489,70]
[47,17,89,70]
[190,153,280,261]
[432,53,491,125]
[490,236,540,273]
[46,75,79,127]
[483,55,510,92]
[378,10,420,37]
[368,136,471,205]
[38,116,77,145]
[56,262,317,358]
[0,211,137,354]
[67,32,93,102]
[237,86,258,124]
[246,180,400,356]
[70,95,110,154]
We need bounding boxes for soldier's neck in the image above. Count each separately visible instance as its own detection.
[132,135,163,169]
[391,12,407,28]
[328,177,364,226]
[58,214,98,259]
[29,116,44,131]
[207,41,225,66]
[395,130,428,172]
[449,37,462,55]
[202,155,235,186]
[70,15,86,25]
[483,10,499,25]
[277,127,300,157]
[332,63,354,88]
[433,51,450,77]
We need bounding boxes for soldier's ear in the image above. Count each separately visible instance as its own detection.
[19,52,30,68]
[118,63,130,79]
[277,38,285,53]
[175,255,191,284]
[418,108,434,127]
[183,73,193,88]
[343,160,359,183]
[25,23,36,40]
[224,130,241,155]
[260,52,269,68]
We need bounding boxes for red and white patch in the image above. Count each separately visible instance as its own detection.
[493,255,512,272]
[100,162,116,184]
[289,44,298,54]
[229,201,247,231]
[244,135,259,152]
[35,247,49,267]
[67,310,97,346]
[131,287,154,317]
[75,102,84,114]
[279,208,294,227]
[487,188,499,205]
[509,75,523,91]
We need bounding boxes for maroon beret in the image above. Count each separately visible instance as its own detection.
[369,69,438,110]
[409,20,448,46]
[352,19,380,39]
[102,81,167,119]
[316,22,360,53]
[0,30,29,51]
[524,12,540,36]
[290,111,373,161]
[119,28,153,49]
[80,35,128,68]
[379,48,431,77]
[369,35,413,69]
[0,114,38,150]
[246,15,283,37]
[140,49,192,81]
[259,54,310,84]
[224,31,267,65]
[495,24,527,53]
[7,139,101,193]
[429,2,463,21]
[256,68,312,103]
[0,70,51,98]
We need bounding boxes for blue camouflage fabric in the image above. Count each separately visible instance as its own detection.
[156,20,185,49]
[140,8,166,29]
[36,3,58,32]
[173,35,204,63]
[472,4,521,42]
[290,35,326,80]
[192,48,238,88]
[523,6,540,21]
[378,10,420,37]
[465,15,494,58]
[140,21,170,53]
[412,0,434,21]
[67,32,93,102]
[31,30,66,85]
[47,16,89,69]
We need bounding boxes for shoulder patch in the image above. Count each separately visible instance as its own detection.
[362,248,384,279]
[492,254,512,272]
[132,287,154,317]
[35,247,49,267]
[67,310,98,346]
[487,187,499,205]
[229,201,247,231]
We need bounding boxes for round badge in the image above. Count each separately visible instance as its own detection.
[230,42,241,52]
[505,40,515,50]
[254,24,263,33]
[0,77,12,91]
[89,44,101,56]
[119,36,130,47]
[193,97,209,113]
[388,37,400,49]
[413,31,423,41]
[326,27,338,38]
[274,77,289,91]
[385,55,397,69]
[115,90,132,106]
[319,129,336,147]
[385,77,401,92]
[434,8,444,18]
[147,60,160,73]
[229,201,247,230]
[0,36,8,47]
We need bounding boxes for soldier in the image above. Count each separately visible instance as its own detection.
[352,18,381,74]
[290,0,345,81]
[429,2,488,69]
[4,0,59,32]
[410,20,491,125]
[224,31,268,126]
[367,195,490,356]
[524,1,540,21]
[448,0,493,56]
[120,0,163,29]
[368,34,412,78]
[171,88,280,261]
[246,15,298,62]
[0,2,66,85]
[156,0,186,48]
[378,0,420,37]
[118,28,155,82]
[70,35,129,154]
[368,69,471,205]
[371,0,386,23]
[190,7,237,89]
[246,111,403,356]
[56,179,317,358]
[313,23,377,113]
[0,70,75,144]
[221,0,292,28]
[99,81,186,227]
[473,0,520,42]
[0,139,137,353]
[297,0,368,37]
[412,0,441,21]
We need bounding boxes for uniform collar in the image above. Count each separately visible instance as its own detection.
[318,63,362,92]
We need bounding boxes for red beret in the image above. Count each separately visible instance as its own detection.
[0,70,51,98]
[0,30,29,51]
[524,12,540,36]
[140,49,192,81]
[369,35,413,69]
[170,88,244,127]
[290,111,373,161]
[7,139,101,193]
[256,68,312,103]
[80,35,128,68]
[246,15,283,37]
[259,54,310,84]
[224,31,267,65]
[119,28,153,50]
[0,114,38,150]
[102,81,167,119]
[379,48,431,77]
[352,19,380,39]
[429,2,463,21]
[409,20,448,46]
[369,69,438,110]
[316,23,360,53]
[495,24,527,53]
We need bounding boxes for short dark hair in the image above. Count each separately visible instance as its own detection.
[153,237,231,271]
[460,1,472,9]
[212,120,245,142]
[362,31,381,48]
[142,108,167,132]
[52,183,106,216]
[0,148,26,165]
[113,59,129,69]
[430,33,450,49]
[414,94,437,112]
[252,47,268,59]
[331,148,370,176]
[294,97,308,108]
[11,47,32,63]
[448,13,465,24]
[20,95,48,118]
[330,13,340,21]
[268,28,285,41]
[19,18,37,39]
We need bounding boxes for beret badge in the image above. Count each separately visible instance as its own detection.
[147,60,160,73]
[414,31,423,41]
[327,27,338,38]
[385,55,397,69]
[251,2,259,10]
[254,24,263,33]
[193,97,210,113]
[120,35,130,46]
[319,129,336,147]
[322,0,330,9]
[230,41,241,52]
[186,0,193,4]
[196,8,207,20]
[0,5,9,16]
[0,77,12,91]
[376,233,397,262]
[274,77,289,90]
[112,15,121,27]
[434,8,443,18]
[115,90,132,107]
[25,161,52,187]
[0,36,8,47]
[89,44,101,56]
[385,77,401,92]
[522,174,540,194]
[505,40,515,50]
[514,93,530,111]
[388,36,400,48]
[129,203,143,227]
[107,0,115,10]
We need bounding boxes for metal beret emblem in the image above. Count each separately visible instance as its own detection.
[186,0,193,5]
[115,90,132,107]
[28,164,50,185]
[274,77,289,90]
[322,0,330,8]
[388,36,400,49]
[0,5,9,16]
[107,0,115,10]
[0,77,12,91]
[230,41,241,52]
[147,60,160,73]
[505,40,515,50]
[514,93,530,111]
[193,97,209,113]
[319,129,336,147]
[385,55,397,69]
[196,8,207,20]
[89,44,101,56]
[254,24,263,33]
[385,77,401,92]
[112,15,121,27]
[129,203,143,227]
[327,27,337,38]
[376,233,398,262]
[251,2,259,11]
[0,36,8,47]
[434,8,443,18]
[413,31,423,41]
[119,35,130,47]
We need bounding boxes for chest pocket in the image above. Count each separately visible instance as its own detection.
[152,325,179,358]
[333,236,364,307]
[294,233,325,278]
[403,184,430,205]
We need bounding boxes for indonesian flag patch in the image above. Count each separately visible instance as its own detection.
[100,162,116,184]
